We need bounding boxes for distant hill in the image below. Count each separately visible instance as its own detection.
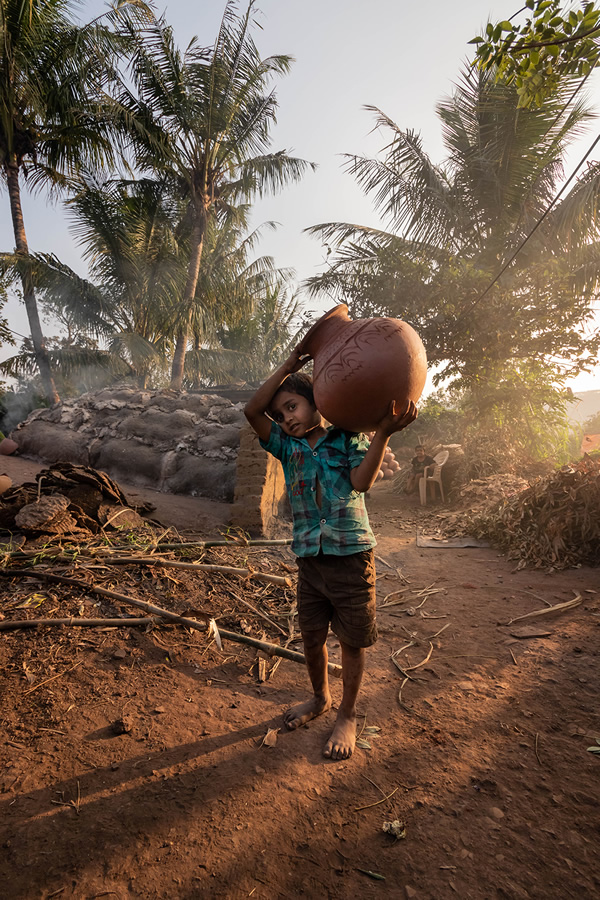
[567,389,600,425]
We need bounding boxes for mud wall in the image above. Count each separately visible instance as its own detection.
[10,387,289,534]
[230,425,288,537]
[10,387,244,503]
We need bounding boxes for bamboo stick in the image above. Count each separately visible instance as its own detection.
[0,616,159,632]
[217,629,341,676]
[0,569,341,677]
[148,539,292,550]
[1,553,291,587]
[9,538,293,555]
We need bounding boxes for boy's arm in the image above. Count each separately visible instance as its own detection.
[244,348,311,442]
[350,400,418,493]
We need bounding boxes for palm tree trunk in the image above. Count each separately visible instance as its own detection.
[170,214,206,391]
[5,161,60,405]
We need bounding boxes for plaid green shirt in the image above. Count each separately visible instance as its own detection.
[260,422,376,558]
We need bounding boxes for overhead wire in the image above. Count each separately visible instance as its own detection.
[456,128,600,321]
[454,7,600,320]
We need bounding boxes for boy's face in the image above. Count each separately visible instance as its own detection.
[270,390,321,437]
[415,447,425,460]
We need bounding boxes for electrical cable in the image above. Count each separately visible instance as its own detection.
[455,129,600,321]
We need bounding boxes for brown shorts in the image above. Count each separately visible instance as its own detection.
[296,550,377,648]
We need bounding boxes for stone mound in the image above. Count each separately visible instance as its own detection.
[10,387,246,502]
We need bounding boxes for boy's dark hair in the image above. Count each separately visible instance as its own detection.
[267,372,315,415]
[415,444,426,451]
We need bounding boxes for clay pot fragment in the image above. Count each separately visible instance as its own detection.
[0,438,18,456]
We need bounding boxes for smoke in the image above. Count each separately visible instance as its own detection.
[0,382,48,435]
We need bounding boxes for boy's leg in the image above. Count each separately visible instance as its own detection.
[284,626,332,730]
[323,642,365,760]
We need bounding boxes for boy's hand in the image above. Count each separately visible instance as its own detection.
[284,347,312,374]
[376,399,418,437]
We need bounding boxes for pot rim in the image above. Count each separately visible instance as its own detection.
[296,303,349,356]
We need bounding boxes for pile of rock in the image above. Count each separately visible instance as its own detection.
[10,387,246,502]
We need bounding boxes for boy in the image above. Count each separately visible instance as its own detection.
[244,347,417,760]
[406,444,435,494]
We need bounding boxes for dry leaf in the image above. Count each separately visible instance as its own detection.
[382,819,407,840]
[208,618,222,650]
[506,595,582,626]
[15,593,46,610]
[261,728,279,748]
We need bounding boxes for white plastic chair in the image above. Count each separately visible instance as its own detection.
[419,450,449,505]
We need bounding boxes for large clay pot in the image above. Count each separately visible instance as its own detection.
[297,304,427,432]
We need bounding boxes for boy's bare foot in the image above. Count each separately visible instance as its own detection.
[323,710,356,760]
[284,694,331,730]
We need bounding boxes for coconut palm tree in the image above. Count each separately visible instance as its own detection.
[0,174,186,388]
[0,0,150,403]
[66,174,186,386]
[0,176,288,390]
[216,281,302,382]
[307,68,600,397]
[117,1,315,389]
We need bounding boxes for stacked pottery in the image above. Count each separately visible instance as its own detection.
[380,445,401,480]
[297,304,427,433]
[366,434,401,480]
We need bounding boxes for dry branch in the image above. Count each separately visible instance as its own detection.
[464,457,600,570]
[504,594,582,626]
[125,558,291,587]
[2,553,292,587]
[227,589,287,636]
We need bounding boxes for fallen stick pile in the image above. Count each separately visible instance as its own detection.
[0,530,340,685]
[437,456,600,570]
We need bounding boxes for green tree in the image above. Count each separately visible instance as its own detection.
[65,175,186,387]
[0,0,150,403]
[583,408,600,431]
[0,273,15,349]
[215,281,301,383]
[1,175,188,388]
[471,0,600,108]
[182,210,286,387]
[306,69,600,451]
[117,1,314,390]
[0,177,287,390]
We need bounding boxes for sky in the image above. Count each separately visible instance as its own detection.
[1,0,599,395]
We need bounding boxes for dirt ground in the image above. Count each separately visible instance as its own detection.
[0,456,599,900]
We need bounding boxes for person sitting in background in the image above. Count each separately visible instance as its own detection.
[406,444,435,494]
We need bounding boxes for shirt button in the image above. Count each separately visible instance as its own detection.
[312,451,317,457]
[320,518,326,524]
[311,487,315,492]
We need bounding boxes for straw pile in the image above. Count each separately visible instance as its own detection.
[433,474,530,537]
[467,456,600,570]
[450,474,530,511]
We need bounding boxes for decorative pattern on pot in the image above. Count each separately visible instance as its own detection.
[297,304,427,433]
